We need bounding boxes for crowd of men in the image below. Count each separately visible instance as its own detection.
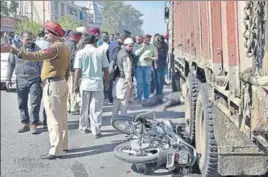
[3,21,169,160]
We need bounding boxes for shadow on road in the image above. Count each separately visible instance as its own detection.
[154,111,185,119]
[66,107,184,130]
[68,121,121,136]
[131,164,174,176]
[60,142,120,159]
[68,120,79,130]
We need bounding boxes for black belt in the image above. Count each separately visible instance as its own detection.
[43,77,64,83]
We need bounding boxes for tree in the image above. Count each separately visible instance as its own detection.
[99,1,144,36]
[9,1,19,17]
[15,20,41,37]
[1,1,9,16]
[57,15,81,31]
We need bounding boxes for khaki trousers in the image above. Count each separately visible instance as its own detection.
[79,90,103,135]
[43,79,68,156]
[67,72,79,112]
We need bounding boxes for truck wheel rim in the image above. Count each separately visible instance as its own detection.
[196,103,207,171]
[185,90,191,137]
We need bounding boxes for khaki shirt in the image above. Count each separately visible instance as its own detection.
[18,40,70,81]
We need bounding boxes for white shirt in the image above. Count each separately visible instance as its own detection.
[35,37,49,50]
[74,44,109,91]
[99,42,109,54]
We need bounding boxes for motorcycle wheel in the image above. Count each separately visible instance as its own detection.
[114,142,160,164]
[111,115,133,135]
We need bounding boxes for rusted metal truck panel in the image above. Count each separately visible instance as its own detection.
[165,1,268,176]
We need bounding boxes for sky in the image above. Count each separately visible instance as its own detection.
[74,1,166,35]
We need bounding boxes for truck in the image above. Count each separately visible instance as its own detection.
[164,1,268,176]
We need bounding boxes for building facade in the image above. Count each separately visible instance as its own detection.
[17,0,103,30]
[0,16,20,32]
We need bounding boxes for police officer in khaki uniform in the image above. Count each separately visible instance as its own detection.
[7,21,70,160]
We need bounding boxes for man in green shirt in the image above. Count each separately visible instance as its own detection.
[134,34,158,103]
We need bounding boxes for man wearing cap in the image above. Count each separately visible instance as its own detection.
[65,31,82,115]
[112,38,134,118]
[107,30,131,103]
[73,34,109,138]
[6,21,70,160]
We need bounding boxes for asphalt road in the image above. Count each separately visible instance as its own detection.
[1,86,186,177]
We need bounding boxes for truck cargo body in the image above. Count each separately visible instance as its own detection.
[166,1,268,176]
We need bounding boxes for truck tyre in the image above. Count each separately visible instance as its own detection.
[185,72,199,144]
[195,83,218,177]
[172,71,181,92]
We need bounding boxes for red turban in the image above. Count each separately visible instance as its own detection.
[163,33,169,40]
[89,27,100,37]
[45,21,64,37]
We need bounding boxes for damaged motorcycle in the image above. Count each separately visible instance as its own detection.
[112,112,199,175]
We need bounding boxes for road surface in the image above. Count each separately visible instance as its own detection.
[1,86,186,177]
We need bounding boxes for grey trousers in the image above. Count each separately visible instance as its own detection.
[16,78,42,125]
[67,72,79,112]
[79,90,103,135]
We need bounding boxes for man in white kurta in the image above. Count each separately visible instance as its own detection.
[73,34,109,138]
[112,38,134,118]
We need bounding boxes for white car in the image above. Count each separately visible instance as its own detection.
[1,52,16,90]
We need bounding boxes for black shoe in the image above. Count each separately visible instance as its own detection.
[40,154,60,160]
[94,133,102,139]
[80,128,91,134]
[17,125,30,133]
[63,149,68,153]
